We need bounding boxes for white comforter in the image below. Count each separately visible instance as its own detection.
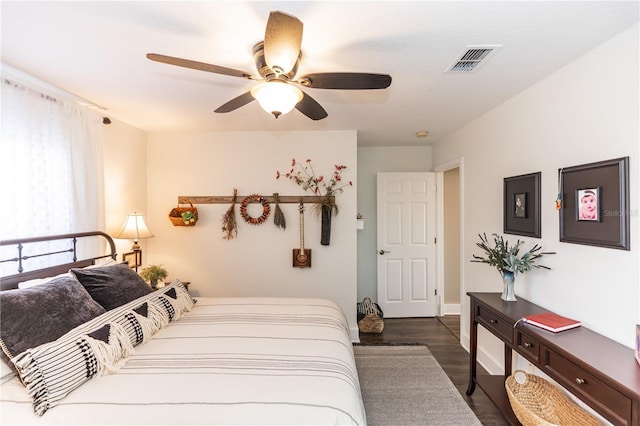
[1,297,366,425]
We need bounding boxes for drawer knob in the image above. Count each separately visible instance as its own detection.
[575,378,585,385]
[490,319,498,324]
[523,342,533,348]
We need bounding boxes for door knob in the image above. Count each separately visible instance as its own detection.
[379,249,390,255]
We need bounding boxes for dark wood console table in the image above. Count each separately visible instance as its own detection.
[467,292,640,426]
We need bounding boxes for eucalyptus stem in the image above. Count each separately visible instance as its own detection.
[471,233,554,274]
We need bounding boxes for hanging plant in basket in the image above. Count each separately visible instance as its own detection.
[277,158,351,245]
[168,202,198,226]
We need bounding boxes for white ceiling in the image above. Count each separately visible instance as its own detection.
[1,1,638,147]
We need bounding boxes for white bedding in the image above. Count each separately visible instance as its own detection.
[1,297,366,425]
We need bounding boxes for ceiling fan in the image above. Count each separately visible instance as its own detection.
[146,11,392,120]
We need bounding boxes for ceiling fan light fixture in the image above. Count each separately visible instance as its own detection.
[148,11,390,121]
[251,81,303,118]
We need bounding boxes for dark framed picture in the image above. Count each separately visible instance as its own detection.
[503,172,541,238]
[123,251,142,269]
[559,157,629,250]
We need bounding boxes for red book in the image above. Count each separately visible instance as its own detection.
[522,312,581,333]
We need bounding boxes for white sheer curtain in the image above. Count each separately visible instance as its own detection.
[0,75,105,275]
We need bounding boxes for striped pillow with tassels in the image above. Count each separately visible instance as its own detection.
[11,280,193,416]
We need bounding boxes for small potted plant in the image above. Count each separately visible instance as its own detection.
[139,264,168,289]
[181,211,196,225]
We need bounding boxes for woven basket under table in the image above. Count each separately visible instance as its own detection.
[505,370,600,426]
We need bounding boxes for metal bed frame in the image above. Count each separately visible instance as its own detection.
[0,231,116,291]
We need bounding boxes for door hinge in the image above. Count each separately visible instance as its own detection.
[433,185,437,191]
[435,289,438,296]
[434,237,437,244]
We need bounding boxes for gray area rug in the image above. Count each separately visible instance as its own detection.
[354,345,482,426]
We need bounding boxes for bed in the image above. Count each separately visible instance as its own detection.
[0,232,366,425]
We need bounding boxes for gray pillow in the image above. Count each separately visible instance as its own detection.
[0,276,106,369]
[71,263,153,310]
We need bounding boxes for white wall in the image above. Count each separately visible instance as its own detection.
[443,168,460,308]
[433,23,639,373]
[102,117,149,258]
[356,146,432,300]
[144,130,359,338]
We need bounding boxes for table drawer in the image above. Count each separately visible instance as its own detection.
[543,347,632,425]
[515,329,540,364]
[476,304,513,342]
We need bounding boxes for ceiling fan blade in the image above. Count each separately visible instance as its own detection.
[295,91,328,121]
[147,53,253,80]
[264,11,303,75]
[299,72,392,90]
[214,91,255,113]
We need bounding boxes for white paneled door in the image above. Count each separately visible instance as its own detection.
[376,173,437,317]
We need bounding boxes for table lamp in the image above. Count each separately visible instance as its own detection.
[116,212,154,270]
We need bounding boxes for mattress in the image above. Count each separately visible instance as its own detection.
[1,297,366,425]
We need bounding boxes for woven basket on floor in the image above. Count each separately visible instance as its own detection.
[358,313,384,333]
[505,370,600,426]
[357,297,384,334]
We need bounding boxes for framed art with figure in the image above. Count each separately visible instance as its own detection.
[514,193,527,218]
[123,251,142,269]
[559,157,629,250]
[577,187,600,221]
[503,172,541,238]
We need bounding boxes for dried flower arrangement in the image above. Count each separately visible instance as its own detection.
[276,158,352,215]
[272,193,286,230]
[221,188,238,240]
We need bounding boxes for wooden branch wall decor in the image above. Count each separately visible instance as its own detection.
[178,195,334,205]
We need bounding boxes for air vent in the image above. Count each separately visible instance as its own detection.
[446,45,501,73]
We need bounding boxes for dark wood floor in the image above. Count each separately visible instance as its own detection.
[358,316,509,426]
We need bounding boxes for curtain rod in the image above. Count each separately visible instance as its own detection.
[1,63,108,111]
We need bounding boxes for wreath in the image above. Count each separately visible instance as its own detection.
[239,194,271,225]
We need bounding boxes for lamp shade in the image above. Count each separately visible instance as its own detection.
[250,81,303,118]
[116,213,154,247]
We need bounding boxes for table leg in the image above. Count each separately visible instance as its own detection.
[466,318,478,395]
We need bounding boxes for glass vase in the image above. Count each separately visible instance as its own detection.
[501,271,516,302]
